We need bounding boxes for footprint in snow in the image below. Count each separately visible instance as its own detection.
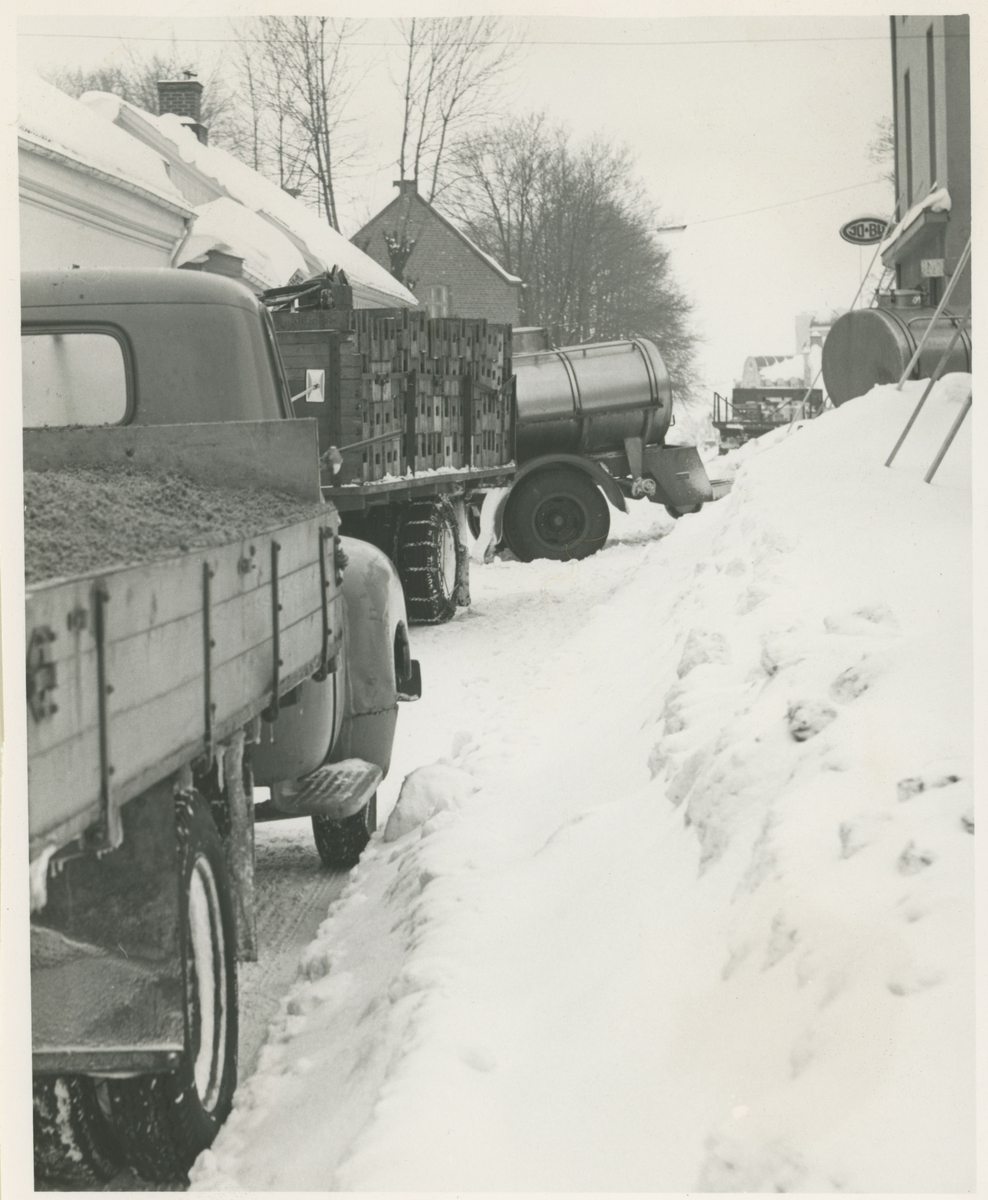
[830,659,876,701]
[735,584,772,614]
[677,628,731,677]
[896,772,961,801]
[897,840,936,875]
[786,700,837,742]
[824,604,899,637]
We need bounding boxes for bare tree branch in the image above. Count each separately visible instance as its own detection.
[393,17,518,201]
[444,115,700,398]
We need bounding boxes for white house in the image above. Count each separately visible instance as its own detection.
[18,71,194,271]
[18,70,416,309]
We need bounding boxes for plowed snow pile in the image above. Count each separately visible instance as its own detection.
[192,375,973,1192]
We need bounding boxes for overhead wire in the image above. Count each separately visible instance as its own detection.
[17,31,962,48]
[684,179,889,228]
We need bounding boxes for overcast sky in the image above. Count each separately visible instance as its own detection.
[18,10,895,392]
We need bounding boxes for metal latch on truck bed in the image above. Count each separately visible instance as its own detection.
[27,626,58,721]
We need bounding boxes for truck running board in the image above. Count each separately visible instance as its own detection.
[257,759,383,823]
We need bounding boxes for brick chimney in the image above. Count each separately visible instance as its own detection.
[157,77,208,145]
[393,179,418,197]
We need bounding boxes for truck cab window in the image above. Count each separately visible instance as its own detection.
[22,330,129,426]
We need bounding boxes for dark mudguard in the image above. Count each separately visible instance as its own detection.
[32,782,184,1076]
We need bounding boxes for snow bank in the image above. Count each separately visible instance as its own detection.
[383,761,478,842]
[192,376,971,1192]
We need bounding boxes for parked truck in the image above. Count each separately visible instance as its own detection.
[265,277,720,622]
[712,385,825,451]
[22,268,420,1187]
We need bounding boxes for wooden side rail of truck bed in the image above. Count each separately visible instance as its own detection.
[27,512,344,860]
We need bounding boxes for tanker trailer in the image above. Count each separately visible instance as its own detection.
[822,297,971,407]
[497,337,716,561]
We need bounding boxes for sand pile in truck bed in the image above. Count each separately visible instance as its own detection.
[24,467,326,585]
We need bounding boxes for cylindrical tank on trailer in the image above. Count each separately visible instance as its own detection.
[822,302,971,407]
[513,338,672,461]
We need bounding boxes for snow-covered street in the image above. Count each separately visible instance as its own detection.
[192,377,973,1193]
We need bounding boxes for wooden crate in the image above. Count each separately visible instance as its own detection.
[272,310,515,479]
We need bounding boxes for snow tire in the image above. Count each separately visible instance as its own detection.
[312,793,377,870]
[395,498,461,624]
[99,791,238,1186]
[502,468,610,562]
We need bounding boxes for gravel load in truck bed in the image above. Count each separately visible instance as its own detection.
[24,467,327,586]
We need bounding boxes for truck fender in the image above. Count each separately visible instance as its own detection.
[640,444,714,508]
[506,454,629,518]
[331,537,412,778]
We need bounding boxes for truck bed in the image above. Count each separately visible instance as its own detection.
[27,511,343,859]
[323,464,517,511]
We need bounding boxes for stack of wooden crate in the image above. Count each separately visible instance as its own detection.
[271,305,514,485]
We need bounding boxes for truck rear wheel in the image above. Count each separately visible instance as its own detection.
[312,794,377,870]
[99,792,238,1184]
[33,1075,121,1188]
[395,498,461,624]
[502,468,610,562]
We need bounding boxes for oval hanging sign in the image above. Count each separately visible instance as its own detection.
[839,216,888,245]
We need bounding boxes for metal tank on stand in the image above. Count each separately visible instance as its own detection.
[822,292,971,407]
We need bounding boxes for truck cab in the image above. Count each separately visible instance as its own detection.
[22,268,293,427]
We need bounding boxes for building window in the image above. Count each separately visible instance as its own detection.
[425,284,450,319]
[904,69,913,206]
[927,25,938,188]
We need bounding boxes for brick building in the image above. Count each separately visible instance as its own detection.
[353,180,523,324]
[882,15,970,307]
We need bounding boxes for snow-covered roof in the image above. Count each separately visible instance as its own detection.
[18,71,192,215]
[880,186,951,255]
[80,91,417,308]
[174,197,308,291]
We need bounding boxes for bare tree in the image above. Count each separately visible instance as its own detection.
[445,116,700,399]
[227,17,366,229]
[868,115,895,184]
[46,52,241,152]
[235,18,367,229]
[393,17,516,202]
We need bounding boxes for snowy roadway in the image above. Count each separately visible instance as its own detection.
[193,377,973,1192]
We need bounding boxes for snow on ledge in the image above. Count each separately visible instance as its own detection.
[880,186,951,254]
[174,197,308,290]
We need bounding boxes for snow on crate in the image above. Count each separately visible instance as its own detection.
[191,377,972,1192]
